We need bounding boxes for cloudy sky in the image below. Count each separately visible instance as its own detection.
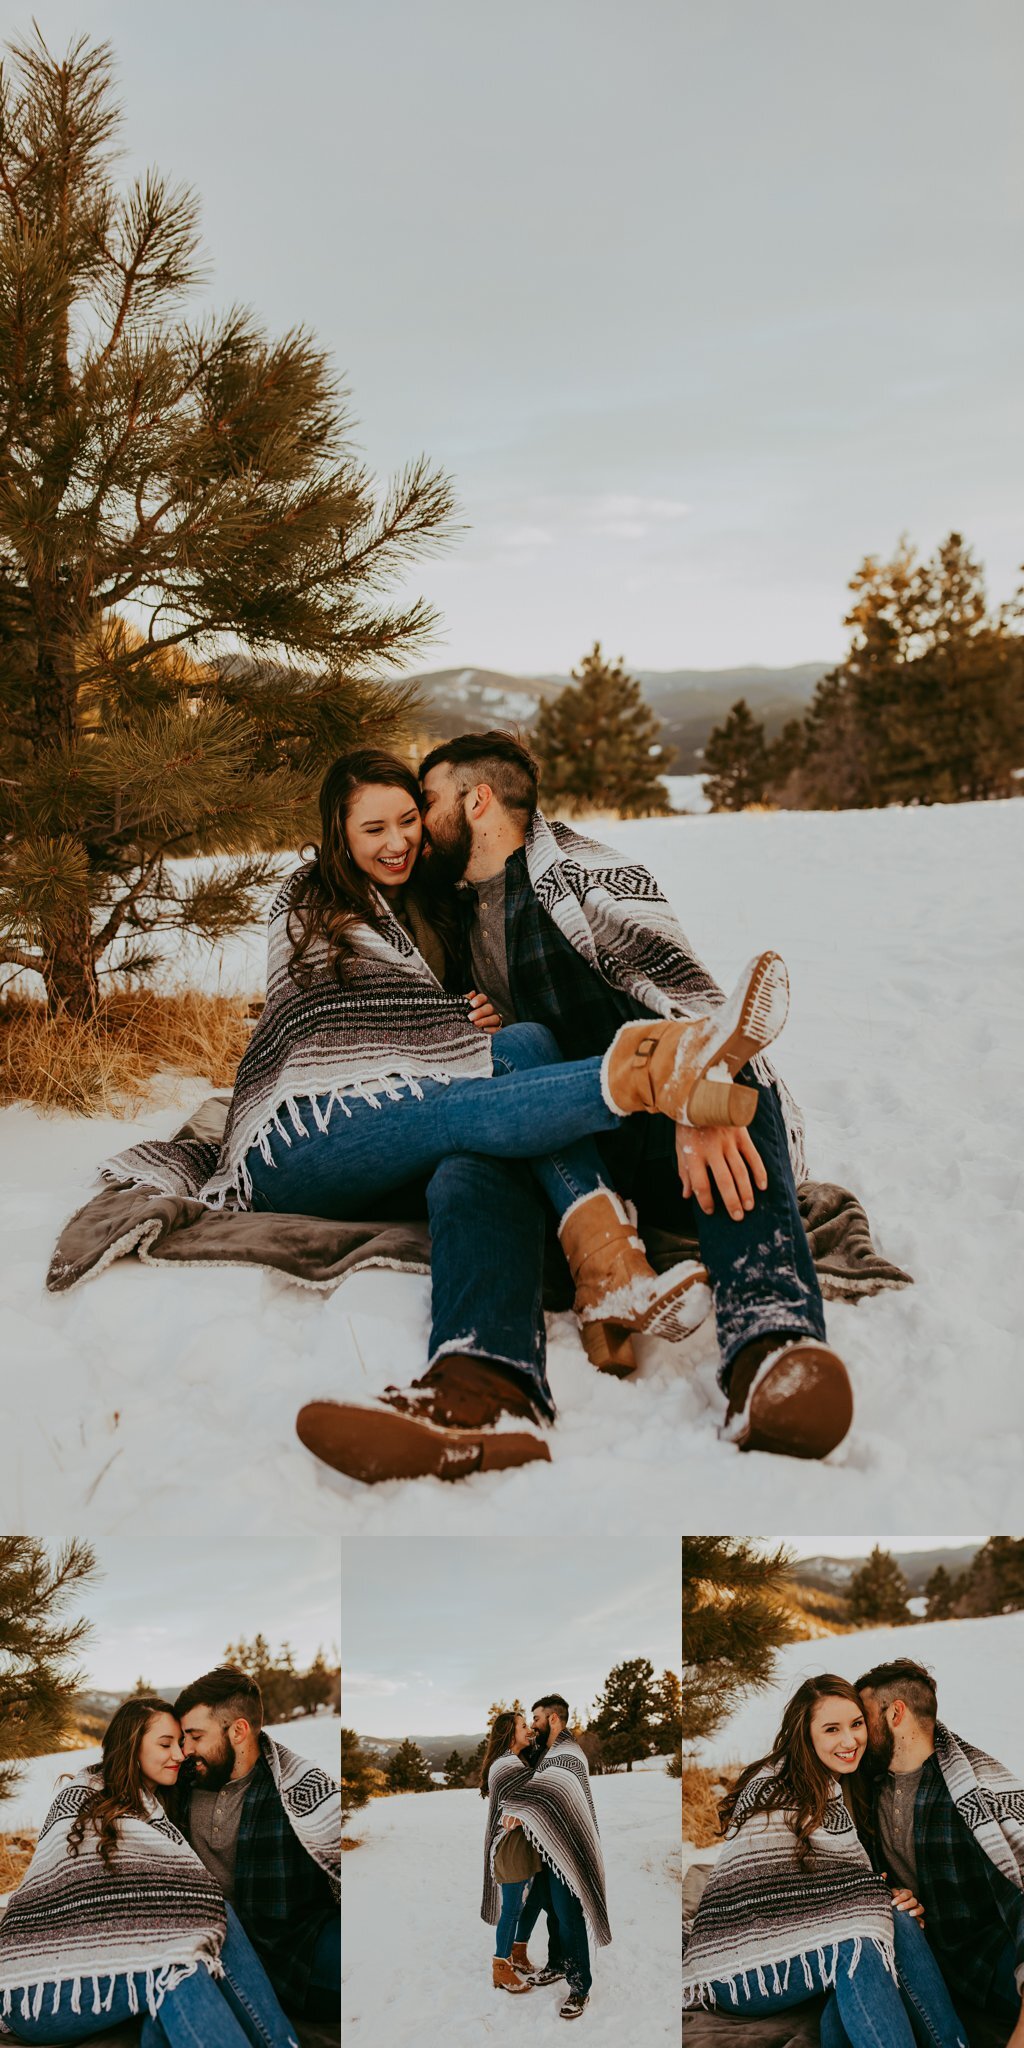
[22,0,1024,672]
[343,1537,678,1737]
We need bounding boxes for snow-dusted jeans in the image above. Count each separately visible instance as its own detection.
[705,1915,966,2048]
[547,1872,591,1999]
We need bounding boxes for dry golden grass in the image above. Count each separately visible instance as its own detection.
[0,989,254,1117]
[682,1765,725,1848]
[0,1832,36,1892]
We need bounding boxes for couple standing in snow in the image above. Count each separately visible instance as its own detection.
[480,1695,609,2022]
[109,728,853,1474]
[683,1658,1024,2046]
[0,1667,340,2046]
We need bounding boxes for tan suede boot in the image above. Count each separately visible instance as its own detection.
[296,1359,550,1484]
[559,1190,710,1362]
[601,951,789,1128]
[493,1957,533,1994]
[723,1337,853,1459]
[511,1942,534,1975]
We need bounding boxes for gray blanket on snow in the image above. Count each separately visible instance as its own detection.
[46,1098,913,1304]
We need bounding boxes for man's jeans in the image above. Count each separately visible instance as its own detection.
[935,1932,1020,2026]
[5,1905,299,2048]
[705,1915,966,2048]
[603,1066,826,1386]
[516,1866,564,1968]
[547,1872,591,1999]
[289,1912,340,2023]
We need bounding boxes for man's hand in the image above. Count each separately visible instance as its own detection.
[502,1814,522,1831]
[467,989,502,1033]
[891,1887,925,1925]
[675,1124,768,1222]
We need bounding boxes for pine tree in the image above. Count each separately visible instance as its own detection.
[0,1537,97,1805]
[340,1727,375,1814]
[385,1737,433,1793]
[924,1566,956,1621]
[652,1666,683,1765]
[442,1748,467,1788]
[294,1648,339,1718]
[590,1656,660,1771]
[0,31,457,1015]
[847,1547,911,1627]
[532,643,672,817]
[702,699,771,811]
[681,1537,798,1746]
[956,1538,1024,1617]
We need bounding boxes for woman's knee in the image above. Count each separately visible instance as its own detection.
[491,1022,562,1072]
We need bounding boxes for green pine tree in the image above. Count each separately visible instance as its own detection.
[0,1536,97,1806]
[590,1655,661,1771]
[924,1566,956,1621]
[847,1547,911,1627]
[956,1537,1024,1617]
[442,1748,467,1788]
[385,1737,434,1793]
[0,31,456,1015]
[533,642,672,817]
[681,1536,798,1746]
[702,698,771,811]
[340,1727,375,1814]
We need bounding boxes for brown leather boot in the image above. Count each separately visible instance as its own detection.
[723,1337,853,1459]
[559,1190,710,1361]
[493,1956,532,1993]
[601,951,789,1128]
[296,1358,550,1484]
[511,1942,534,1975]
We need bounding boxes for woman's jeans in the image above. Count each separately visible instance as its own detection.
[495,1879,531,1959]
[706,1916,966,2048]
[5,1905,299,2048]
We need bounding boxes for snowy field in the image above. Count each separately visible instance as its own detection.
[1,798,1022,1543]
[693,1611,1024,1776]
[342,1767,680,2045]
[0,1715,341,1838]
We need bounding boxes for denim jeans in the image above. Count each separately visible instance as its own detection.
[933,1931,1020,2026]
[495,1880,531,1959]
[547,1872,591,1999]
[288,1911,340,2023]
[516,1867,564,1968]
[424,1151,555,1417]
[5,1905,299,2047]
[707,1916,966,2048]
[603,1066,827,1386]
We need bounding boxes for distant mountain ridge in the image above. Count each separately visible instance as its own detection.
[408,662,829,770]
[360,1732,486,1767]
[792,1546,981,1599]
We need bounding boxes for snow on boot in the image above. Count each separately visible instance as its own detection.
[511,1943,535,1975]
[559,1189,710,1356]
[723,1337,853,1460]
[560,1990,590,2019]
[493,1957,532,1994]
[532,1964,567,1985]
[601,951,789,1128]
[296,1358,550,1484]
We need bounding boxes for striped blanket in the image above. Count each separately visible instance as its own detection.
[682,1767,894,2010]
[501,1735,611,1948]
[259,1735,341,1900]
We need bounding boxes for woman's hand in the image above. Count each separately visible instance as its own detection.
[675,1123,768,1222]
[502,1815,522,1831]
[891,1886,925,1925]
[468,989,502,1034]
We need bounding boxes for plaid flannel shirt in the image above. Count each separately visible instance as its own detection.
[184,1758,335,2015]
[895,1758,1024,2011]
[500,846,653,1058]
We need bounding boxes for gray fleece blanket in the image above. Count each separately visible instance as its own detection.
[46,1098,913,1304]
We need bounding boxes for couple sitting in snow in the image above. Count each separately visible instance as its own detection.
[683,1658,1024,2048]
[0,1668,340,2047]
[107,727,854,1479]
[480,1694,609,2023]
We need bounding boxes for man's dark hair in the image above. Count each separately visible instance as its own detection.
[174,1665,264,1732]
[533,1693,570,1720]
[418,730,539,820]
[856,1658,937,1726]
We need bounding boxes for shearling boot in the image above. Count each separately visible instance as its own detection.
[601,951,789,1128]
[559,1189,710,1369]
[511,1942,535,1975]
[296,1358,550,1484]
[493,1956,533,1994]
[723,1336,853,1459]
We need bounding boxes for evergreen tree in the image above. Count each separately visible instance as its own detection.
[924,1566,956,1622]
[385,1737,433,1793]
[463,1738,487,1790]
[0,31,456,1015]
[682,1537,798,1746]
[294,1647,340,1718]
[652,1667,683,1762]
[0,1537,97,1804]
[533,642,672,816]
[590,1656,660,1771]
[847,1547,911,1627]
[956,1537,1024,1617]
[340,1727,375,1814]
[442,1748,467,1788]
[129,1674,156,1696]
[702,699,772,811]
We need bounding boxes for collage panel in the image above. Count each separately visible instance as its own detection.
[682,1534,1024,2048]
[340,1534,681,2042]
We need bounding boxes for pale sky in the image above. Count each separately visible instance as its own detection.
[343,1537,678,1737]
[21,0,1024,672]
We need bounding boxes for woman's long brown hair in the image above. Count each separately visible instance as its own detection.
[287,749,461,987]
[479,1710,520,1798]
[719,1674,874,1869]
[67,1697,179,1870]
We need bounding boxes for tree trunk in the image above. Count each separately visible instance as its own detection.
[44,914,100,1018]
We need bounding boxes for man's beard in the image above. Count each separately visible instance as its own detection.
[864,1724,896,1775]
[183,1730,235,1792]
[522,1734,547,1769]
[422,804,472,886]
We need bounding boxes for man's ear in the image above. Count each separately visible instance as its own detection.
[468,782,493,820]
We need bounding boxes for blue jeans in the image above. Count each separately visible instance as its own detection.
[292,1911,340,2023]
[6,1905,298,2047]
[547,1871,591,1999]
[516,1867,564,1967]
[495,1880,531,1959]
[934,1931,1019,2026]
[707,1915,966,2048]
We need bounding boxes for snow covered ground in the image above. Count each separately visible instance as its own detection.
[1,797,1022,1541]
[342,1767,679,2045]
[1,1715,341,1838]
[693,1611,1024,1776]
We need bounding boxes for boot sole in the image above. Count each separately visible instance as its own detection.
[634,1263,711,1342]
[296,1401,551,1483]
[685,951,789,1128]
[579,1264,710,1353]
[727,1345,853,1460]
